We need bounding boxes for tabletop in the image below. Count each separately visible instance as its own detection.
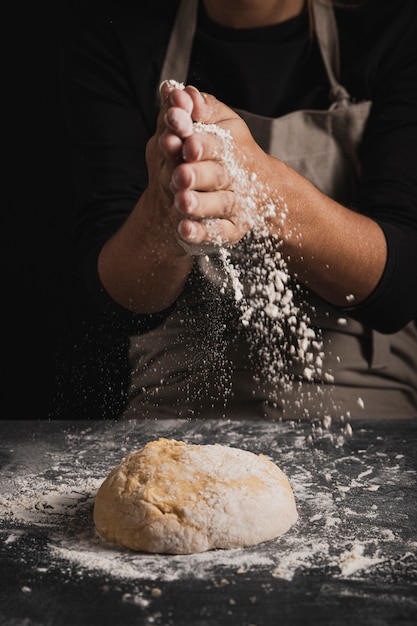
[0,417,416,626]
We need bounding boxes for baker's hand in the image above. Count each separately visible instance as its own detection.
[161,84,280,253]
[143,81,196,255]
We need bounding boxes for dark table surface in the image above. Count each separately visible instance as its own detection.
[0,418,416,626]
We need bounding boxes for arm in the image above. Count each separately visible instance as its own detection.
[97,84,195,314]
[64,2,417,332]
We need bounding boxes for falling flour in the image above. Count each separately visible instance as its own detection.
[190,120,328,400]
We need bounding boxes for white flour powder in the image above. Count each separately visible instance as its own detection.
[190,121,327,399]
[1,421,415,586]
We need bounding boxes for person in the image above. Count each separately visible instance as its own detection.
[61,0,417,422]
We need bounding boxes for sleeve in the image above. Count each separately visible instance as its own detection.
[61,0,175,334]
[342,2,417,333]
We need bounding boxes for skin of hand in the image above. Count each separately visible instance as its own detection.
[98,82,387,314]
[167,86,278,249]
[168,85,388,309]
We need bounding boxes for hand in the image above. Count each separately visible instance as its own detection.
[100,82,387,313]
[160,84,388,309]
[160,84,281,254]
[142,81,196,256]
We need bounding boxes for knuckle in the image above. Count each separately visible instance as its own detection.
[216,164,229,189]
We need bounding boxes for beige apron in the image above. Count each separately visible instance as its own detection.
[124,0,417,421]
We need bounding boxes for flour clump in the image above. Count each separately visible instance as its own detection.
[93,438,298,554]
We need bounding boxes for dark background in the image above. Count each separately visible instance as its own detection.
[5,1,129,420]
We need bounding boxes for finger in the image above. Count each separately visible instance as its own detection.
[168,87,194,114]
[171,161,230,192]
[182,131,227,163]
[177,217,239,247]
[164,106,194,139]
[184,85,238,126]
[159,80,184,103]
[174,189,234,219]
[156,82,192,135]
[159,130,184,162]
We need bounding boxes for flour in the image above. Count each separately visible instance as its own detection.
[1,420,415,587]
[191,120,327,403]
[157,83,359,422]
[164,79,185,90]
[0,475,387,583]
[337,541,385,577]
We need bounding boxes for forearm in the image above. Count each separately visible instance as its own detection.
[97,188,194,314]
[272,161,387,308]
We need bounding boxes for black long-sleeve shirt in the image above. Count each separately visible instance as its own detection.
[61,0,417,334]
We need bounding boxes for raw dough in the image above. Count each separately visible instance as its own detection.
[93,438,298,554]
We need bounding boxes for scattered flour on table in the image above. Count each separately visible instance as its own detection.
[1,423,415,585]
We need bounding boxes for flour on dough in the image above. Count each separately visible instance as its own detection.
[93,438,298,554]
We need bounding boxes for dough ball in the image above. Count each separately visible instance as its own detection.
[93,438,298,554]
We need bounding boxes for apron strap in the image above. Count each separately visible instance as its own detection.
[312,0,350,103]
[158,0,351,106]
[371,330,390,370]
[157,0,198,104]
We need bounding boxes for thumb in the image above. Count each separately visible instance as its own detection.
[184,85,238,127]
